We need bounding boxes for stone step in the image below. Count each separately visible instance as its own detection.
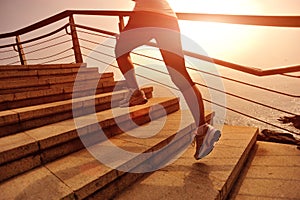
[0,87,153,137]
[0,63,84,72]
[0,64,96,91]
[114,125,258,200]
[0,109,214,200]
[0,65,98,79]
[0,79,127,111]
[0,97,179,182]
[0,72,110,89]
[228,142,300,200]
[0,63,114,96]
[0,71,113,94]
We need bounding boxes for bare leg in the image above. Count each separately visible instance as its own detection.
[116,53,139,90]
[182,85,206,126]
[160,50,205,127]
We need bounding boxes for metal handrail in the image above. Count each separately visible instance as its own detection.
[2,10,298,76]
[75,25,299,134]
[0,10,299,134]
[1,10,300,39]
[176,13,300,27]
[146,42,300,76]
[0,24,69,49]
[82,51,299,134]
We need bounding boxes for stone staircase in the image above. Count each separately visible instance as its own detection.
[0,63,258,200]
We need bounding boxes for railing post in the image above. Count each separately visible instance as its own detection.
[15,35,27,65]
[118,16,125,32]
[69,14,83,63]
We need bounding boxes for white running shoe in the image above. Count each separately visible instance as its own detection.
[194,124,221,160]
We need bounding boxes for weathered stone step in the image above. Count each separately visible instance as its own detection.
[0,65,98,79]
[114,125,258,200]
[0,63,114,96]
[0,110,214,200]
[0,97,179,182]
[0,80,127,111]
[0,87,153,137]
[0,71,113,93]
[228,142,300,200]
[0,72,109,89]
[0,63,84,72]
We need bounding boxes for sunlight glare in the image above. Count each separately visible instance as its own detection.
[168,0,260,58]
[168,0,260,14]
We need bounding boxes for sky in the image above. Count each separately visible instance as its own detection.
[0,0,299,130]
[1,0,300,33]
[0,0,300,69]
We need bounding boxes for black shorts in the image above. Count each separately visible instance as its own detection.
[116,11,183,58]
[123,11,180,32]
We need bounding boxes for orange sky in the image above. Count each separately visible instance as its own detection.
[0,0,299,69]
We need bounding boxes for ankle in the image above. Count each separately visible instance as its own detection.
[196,123,209,136]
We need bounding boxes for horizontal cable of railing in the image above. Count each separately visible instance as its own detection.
[147,42,300,76]
[73,24,117,37]
[0,24,69,49]
[76,25,300,102]
[0,48,15,53]
[73,23,300,77]
[0,10,298,134]
[0,10,299,77]
[77,29,116,39]
[132,52,300,98]
[131,61,298,116]
[24,40,72,56]
[25,48,73,62]
[39,54,75,65]
[283,74,300,78]
[81,46,114,59]
[0,54,19,62]
[23,33,68,49]
[83,52,299,135]
[76,24,299,98]
[77,24,299,134]
[79,38,298,118]
[0,24,72,65]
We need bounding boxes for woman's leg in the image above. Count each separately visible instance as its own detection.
[116,52,139,90]
[159,49,206,127]
[115,15,152,90]
[114,15,153,106]
[160,49,222,160]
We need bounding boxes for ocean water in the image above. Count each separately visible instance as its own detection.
[99,47,299,137]
[84,21,300,136]
[217,67,300,136]
[102,58,299,138]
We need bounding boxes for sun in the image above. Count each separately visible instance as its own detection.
[168,0,260,58]
[168,0,259,14]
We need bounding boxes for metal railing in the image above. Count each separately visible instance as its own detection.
[0,10,299,134]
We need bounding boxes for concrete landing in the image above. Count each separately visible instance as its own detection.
[229,142,300,200]
[115,125,258,200]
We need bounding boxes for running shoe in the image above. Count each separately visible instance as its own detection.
[194,124,221,160]
[119,88,148,107]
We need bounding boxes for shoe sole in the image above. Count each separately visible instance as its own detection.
[194,129,221,160]
[129,98,148,107]
[119,98,148,107]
